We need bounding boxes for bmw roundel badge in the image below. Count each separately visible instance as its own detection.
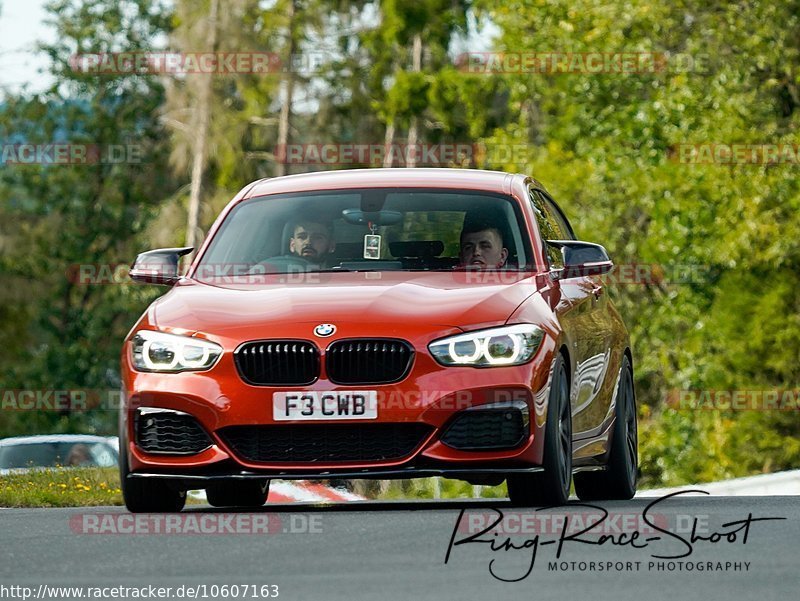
[314,323,336,337]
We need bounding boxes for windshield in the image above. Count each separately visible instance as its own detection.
[0,441,119,469]
[195,188,531,278]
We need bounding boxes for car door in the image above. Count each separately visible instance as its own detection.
[529,188,615,438]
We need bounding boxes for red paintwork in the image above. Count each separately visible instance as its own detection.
[120,169,629,479]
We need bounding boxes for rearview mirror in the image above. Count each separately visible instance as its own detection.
[546,240,614,278]
[129,247,193,286]
[342,209,403,226]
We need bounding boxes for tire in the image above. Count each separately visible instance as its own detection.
[507,354,572,506]
[206,480,270,508]
[119,432,187,513]
[574,355,638,501]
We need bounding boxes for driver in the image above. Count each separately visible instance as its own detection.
[289,219,336,266]
[459,222,508,269]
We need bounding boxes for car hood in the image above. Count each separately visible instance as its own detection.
[151,271,539,339]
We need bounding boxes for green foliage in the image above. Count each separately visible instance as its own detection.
[381,0,469,51]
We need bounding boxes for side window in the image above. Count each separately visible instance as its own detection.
[540,192,576,240]
[528,188,563,268]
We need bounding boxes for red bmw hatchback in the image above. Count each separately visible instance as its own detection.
[120,168,637,512]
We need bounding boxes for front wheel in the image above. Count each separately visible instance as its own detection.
[574,355,638,501]
[119,433,186,512]
[507,354,572,506]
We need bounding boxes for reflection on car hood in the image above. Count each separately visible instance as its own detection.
[152,271,539,336]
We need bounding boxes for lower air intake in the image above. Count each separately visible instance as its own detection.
[218,423,433,463]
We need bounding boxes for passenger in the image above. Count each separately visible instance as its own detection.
[459,223,508,269]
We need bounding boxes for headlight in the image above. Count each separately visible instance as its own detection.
[428,324,544,367]
[131,330,223,372]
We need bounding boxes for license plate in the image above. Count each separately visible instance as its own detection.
[273,391,378,421]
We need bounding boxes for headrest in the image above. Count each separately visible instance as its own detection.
[280,222,295,252]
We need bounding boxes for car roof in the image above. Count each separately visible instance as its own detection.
[0,434,113,446]
[244,168,527,199]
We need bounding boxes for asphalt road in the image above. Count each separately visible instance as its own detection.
[1,495,796,601]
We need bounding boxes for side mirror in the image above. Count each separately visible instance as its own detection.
[546,240,614,278]
[129,247,193,286]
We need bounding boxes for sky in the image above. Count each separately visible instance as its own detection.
[0,0,54,95]
[0,0,498,99]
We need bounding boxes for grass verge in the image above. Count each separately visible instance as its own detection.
[1,468,505,507]
[0,467,122,507]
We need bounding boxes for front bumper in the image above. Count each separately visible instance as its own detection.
[120,327,559,479]
[126,462,547,489]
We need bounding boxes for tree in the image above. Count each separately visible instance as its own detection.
[0,0,175,435]
[163,0,277,248]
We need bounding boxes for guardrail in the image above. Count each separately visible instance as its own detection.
[637,469,800,497]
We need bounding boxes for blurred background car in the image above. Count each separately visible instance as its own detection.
[0,434,119,475]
